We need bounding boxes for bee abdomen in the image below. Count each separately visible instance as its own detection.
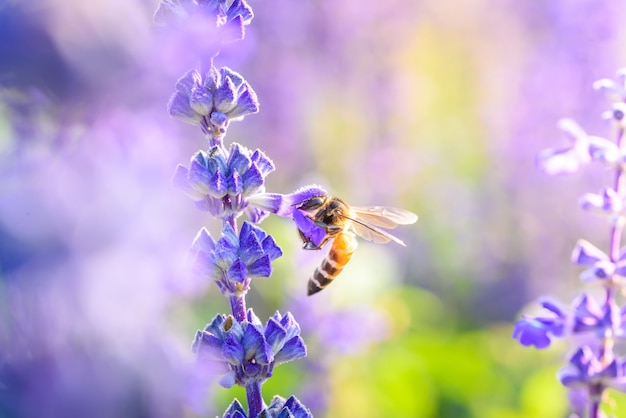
[307,233,357,296]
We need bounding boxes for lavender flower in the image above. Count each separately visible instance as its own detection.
[190,222,282,295]
[155,0,317,415]
[513,298,567,349]
[514,68,626,417]
[192,310,306,388]
[173,143,273,221]
[168,67,259,137]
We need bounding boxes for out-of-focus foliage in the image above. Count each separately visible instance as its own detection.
[2,0,626,417]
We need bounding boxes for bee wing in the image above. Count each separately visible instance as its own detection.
[348,218,408,246]
[351,206,418,229]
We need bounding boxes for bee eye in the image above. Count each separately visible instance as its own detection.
[298,196,325,211]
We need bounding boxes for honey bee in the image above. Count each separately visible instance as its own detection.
[295,195,418,295]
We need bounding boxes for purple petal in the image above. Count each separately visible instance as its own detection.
[282,396,312,418]
[214,75,237,113]
[245,206,269,224]
[167,91,202,125]
[251,149,275,176]
[191,250,221,281]
[265,317,287,350]
[274,336,307,365]
[189,87,213,115]
[588,135,621,164]
[175,69,202,95]
[208,170,228,198]
[241,164,264,197]
[247,255,272,277]
[512,318,552,349]
[579,187,622,212]
[285,185,327,208]
[172,164,197,197]
[222,333,245,365]
[210,111,228,129]
[293,210,326,248]
[219,371,237,389]
[243,324,273,365]
[228,143,252,175]
[193,331,225,361]
[228,172,243,195]
[538,297,567,319]
[248,193,287,215]
[261,235,282,260]
[227,259,248,283]
[238,228,264,263]
[220,14,245,42]
[246,309,263,326]
[228,86,260,119]
[223,399,247,418]
[278,312,301,338]
[536,146,587,175]
[572,239,608,266]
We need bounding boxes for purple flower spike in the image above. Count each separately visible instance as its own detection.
[174,143,275,222]
[517,69,626,415]
[168,67,259,136]
[193,310,307,388]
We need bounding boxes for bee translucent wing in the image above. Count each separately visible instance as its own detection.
[351,206,418,229]
[348,218,407,246]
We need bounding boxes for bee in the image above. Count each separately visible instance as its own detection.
[295,195,418,295]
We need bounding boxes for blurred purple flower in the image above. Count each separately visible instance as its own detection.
[154,0,253,44]
[579,187,623,214]
[593,68,626,102]
[536,118,592,175]
[512,298,567,349]
[559,346,626,392]
[571,294,622,337]
[190,221,282,294]
[168,67,259,137]
[173,143,274,222]
[192,309,306,388]
[571,239,626,282]
[537,118,622,175]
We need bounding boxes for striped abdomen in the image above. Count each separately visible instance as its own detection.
[307,232,358,296]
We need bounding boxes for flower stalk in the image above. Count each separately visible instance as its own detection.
[514,69,626,417]
[154,1,317,416]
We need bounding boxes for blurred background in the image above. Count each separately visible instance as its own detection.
[1,0,626,417]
